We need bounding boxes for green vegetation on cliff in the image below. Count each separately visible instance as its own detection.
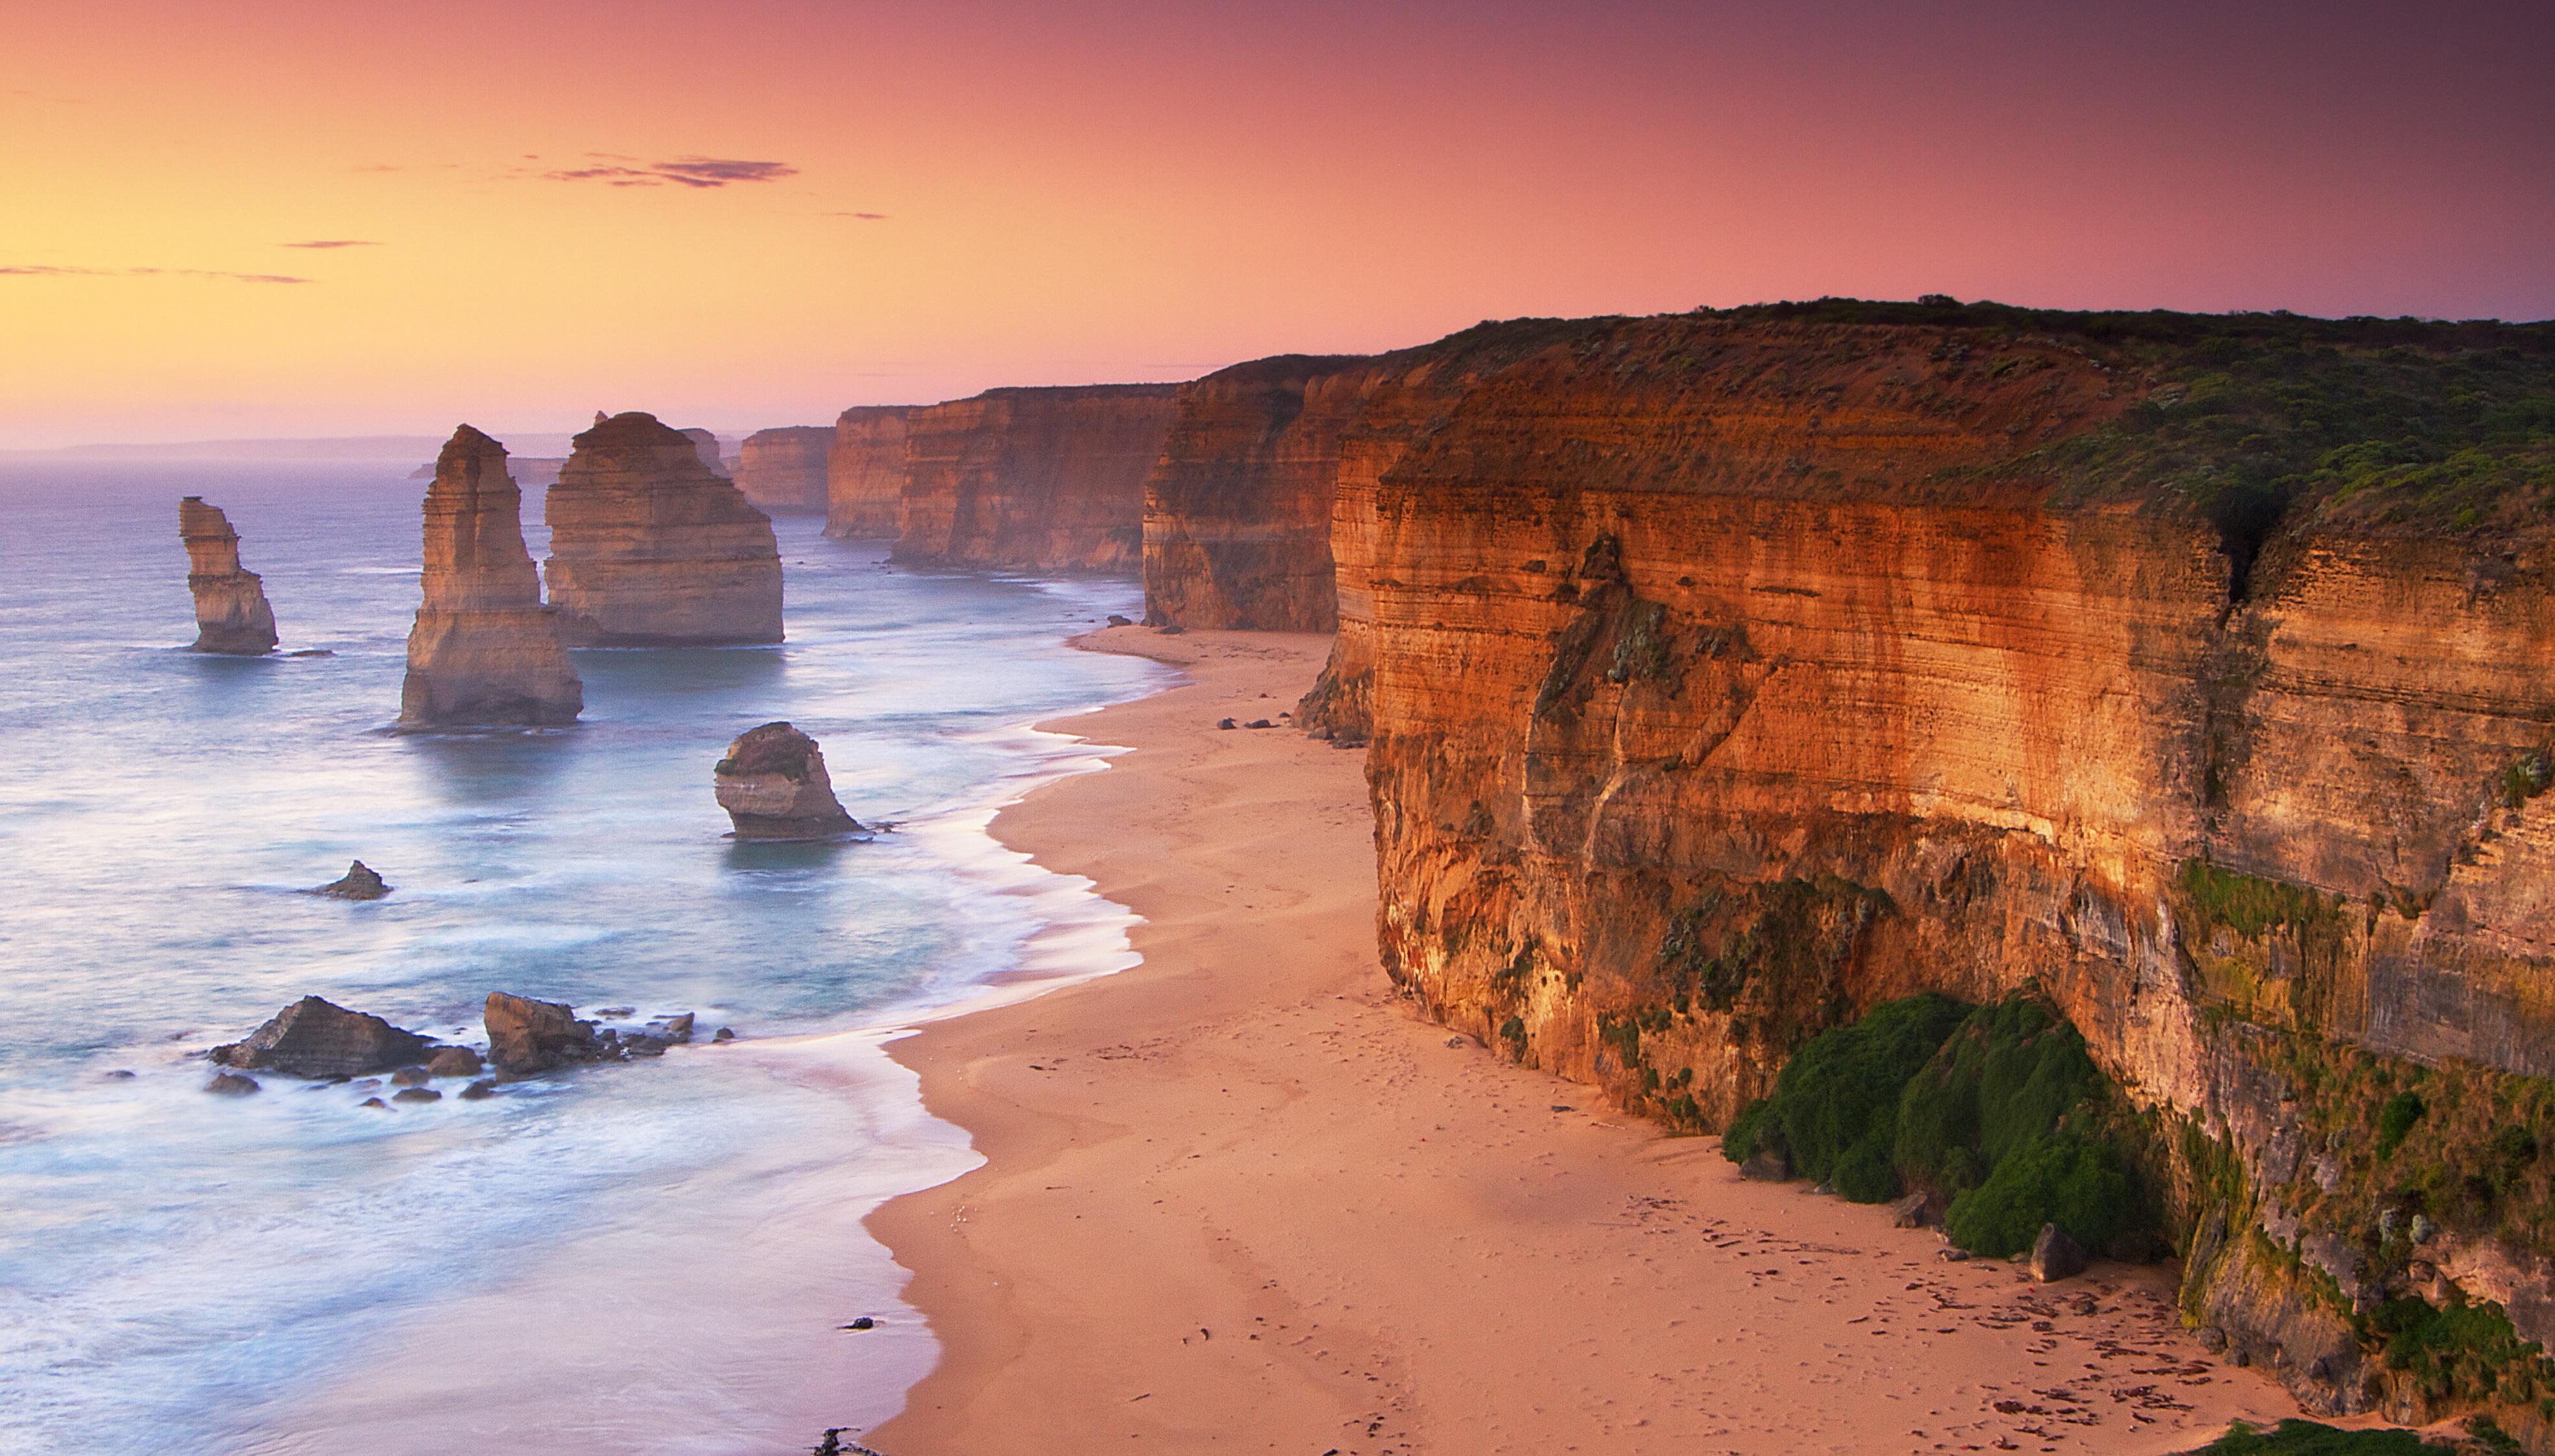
[2176,1420,2433,1455]
[1720,992,2152,1257]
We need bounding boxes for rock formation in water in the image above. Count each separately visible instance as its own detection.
[713,721,861,837]
[736,425,834,515]
[680,427,731,477]
[544,412,783,646]
[822,406,916,539]
[212,996,434,1077]
[483,992,693,1071]
[1153,301,2555,1429]
[178,497,279,653]
[312,860,391,899]
[892,385,1178,570]
[398,425,585,725]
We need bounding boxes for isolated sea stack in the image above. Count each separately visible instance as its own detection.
[822,405,915,538]
[178,497,279,653]
[398,425,583,726]
[735,425,832,515]
[544,412,784,646]
[713,722,861,838]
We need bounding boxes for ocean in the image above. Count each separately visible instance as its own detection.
[0,458,1162,1453]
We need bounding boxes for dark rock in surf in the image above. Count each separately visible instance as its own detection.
[205,1072,261,1096]
[212,996,432,1078]
[313,860,392,900]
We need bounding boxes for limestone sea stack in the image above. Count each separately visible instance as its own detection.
[893,384,1180,570]
[398,426,584,726]
[736,425,833,515]
[713,722,861,837]
[681,427,731,477]
[822,405,915,538]
[178,497,279,653]
[544,412,784,646]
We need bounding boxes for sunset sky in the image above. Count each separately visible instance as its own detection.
[5,0,2550,446]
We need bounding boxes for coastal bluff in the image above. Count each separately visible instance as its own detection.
[822,405,915,540]
[398,425,582,726]
[735,425,833,516]
[892,384,1178,570]
[178,497,278,653]
[1132,301,2555,1434]
[544,412,783,646]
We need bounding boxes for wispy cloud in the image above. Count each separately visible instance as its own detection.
[0,265,311,283]
[542,155,798,189]
[823,211,891,220]
[281,240,381,249]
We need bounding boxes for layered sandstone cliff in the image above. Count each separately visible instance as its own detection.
[544,412,783,646]
[179,497,278,653]
[823,405,915,539]
[1275,303,2555,1429]
[893,385,1178,570]
[399,425,583,725]
[735,426,833,516]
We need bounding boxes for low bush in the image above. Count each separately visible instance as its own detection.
[1718,992,1966,1199]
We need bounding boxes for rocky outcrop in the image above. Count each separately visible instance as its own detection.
[179,497,278,653]
[893,385,1178,570]
[544,412,783,645]
[483,992,695,1072]
[737,426,834,515]
[823,406,916,539]
[681,427,730,477]
[1308,302,2555,1428]
[312,860,391,899]
[713,721,861,837]
[212,996,433,1078]
[398,425,585,726]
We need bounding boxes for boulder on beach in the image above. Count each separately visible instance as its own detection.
[211,996,433,1079]
[312,860,391,900]
[713,722,862,838]
[1738,1148,1792,1182]
[2030,1222,2089,1283]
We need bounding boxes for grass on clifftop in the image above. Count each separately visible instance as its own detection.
[1699,298,2555,555]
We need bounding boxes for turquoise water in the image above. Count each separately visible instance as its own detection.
[0,460,1162,1452]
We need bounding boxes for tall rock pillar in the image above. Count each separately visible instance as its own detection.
[398,425,583,725]
[544,411,784,646]
[179,497,279,654]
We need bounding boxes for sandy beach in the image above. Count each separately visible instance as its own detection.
[864,628,2308,1456]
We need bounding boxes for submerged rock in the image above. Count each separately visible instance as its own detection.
[399,425,584,727]
[312,860,391,900]
[179,497,278,655]
[392,1086,441,1104]
[211,996,432,1078]
[424,1046,483,1077]
[713,722,861,838]
[205,1071,261,1096]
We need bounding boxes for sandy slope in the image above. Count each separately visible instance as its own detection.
[863,627,2306,1456]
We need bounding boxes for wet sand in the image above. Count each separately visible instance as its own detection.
[864,627,2307,1455]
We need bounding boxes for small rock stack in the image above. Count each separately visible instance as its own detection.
[713,722,862,838]
[179,497,279,654]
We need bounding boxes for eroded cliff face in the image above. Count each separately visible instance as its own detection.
[893,385,1178,570]
[735,426,833,516]
[544,412,783,646]
[179,497,278,653]
[823,405,915,539]
[399,425,582,726]
[1327,306,2555,1426]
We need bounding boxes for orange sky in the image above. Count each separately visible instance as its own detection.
[5,0,2551,446]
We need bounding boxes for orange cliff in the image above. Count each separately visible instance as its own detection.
[1128,303,2555,1427]
[543,412,783,646]
[398,425,582,726]
[891,384,1178,570]
[177,497,278,654]
[822,405,915,540]
[734,426,833,516]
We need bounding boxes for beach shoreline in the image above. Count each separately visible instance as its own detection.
[863,627,2315,1456]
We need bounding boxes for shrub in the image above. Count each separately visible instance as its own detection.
[1718,992,1967,1198]
[2376,1091,2428,1160]
[1943,1133,2133,1257]
[2181,1419,2430,1454]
